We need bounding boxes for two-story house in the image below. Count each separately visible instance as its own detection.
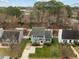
[31,27,52,45]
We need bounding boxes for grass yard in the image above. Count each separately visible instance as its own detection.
[29,38,75,58]
[0,48,18,57]
[29,38,61,58]
[0,39,31,58]
[60,45,75,57]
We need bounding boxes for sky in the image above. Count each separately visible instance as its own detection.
[0,0,79,7]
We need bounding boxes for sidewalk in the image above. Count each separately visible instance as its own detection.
[70,46,79,58]
[0,46,9,48]
[20,44,29,59]
[20,44,35,59]
[20,30,35,59]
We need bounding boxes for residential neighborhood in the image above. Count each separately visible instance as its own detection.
[0,0,79,59]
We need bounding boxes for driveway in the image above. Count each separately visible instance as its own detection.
[20,44,35,59]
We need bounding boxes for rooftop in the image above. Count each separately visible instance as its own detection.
[32,27,45,37]
[62,30,79,39]
[1,30,20,42]
[32,27,51,38]
[0,56,11,59]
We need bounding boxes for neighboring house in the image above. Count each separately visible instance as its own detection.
[31,27,52,45]
[0,28,23,45]
[72,7,79,18]
[58,29,79,44]
[20,8,32,15]
[0,56,11,59]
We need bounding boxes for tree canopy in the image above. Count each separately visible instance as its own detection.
[6,6,22,17]
[65,5,72,18]
[32,0,72,24]
[76,12,79,20]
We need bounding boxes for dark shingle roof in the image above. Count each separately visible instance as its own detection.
[32,27,51,39]
[45,31,51,38]
[1,30,20,41]
[32,27,45,37]
[62,30,79,39]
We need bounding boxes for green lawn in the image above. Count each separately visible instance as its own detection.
[29,38,75,58]
[29,38,61,58]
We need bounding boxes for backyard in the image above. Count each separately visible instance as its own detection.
[29,38,75,58]
[0,48,18,57]
[0,39,30,58]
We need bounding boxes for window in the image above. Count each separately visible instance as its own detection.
[46,38,50,41]
[69,40,72,43]
[63,40,67,43]
[39,39,42,40]
[37,36,43,38]
[74,40,78,44]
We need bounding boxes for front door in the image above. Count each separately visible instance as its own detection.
[41,41,43,43]
[39,40,44,45]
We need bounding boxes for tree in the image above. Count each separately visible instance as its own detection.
[34,1,46,22]
[45,0,56,24]
[0,9,4,13]
[33,0,69,25]
[6,6,22,17]
[76,12,79,20]
[47,0,64,23]
[65,5,72,18]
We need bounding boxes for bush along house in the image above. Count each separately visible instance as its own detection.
[31,27,52,45]
[58,29,79,45]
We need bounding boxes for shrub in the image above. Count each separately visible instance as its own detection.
[44,43,51,46]
[32,43,40,46]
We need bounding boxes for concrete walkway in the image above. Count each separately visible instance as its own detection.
[20,30,35,59]
[20,44,29,59]
[0,46,9,48]
[20,44,35,59]
[70,46,79,58]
